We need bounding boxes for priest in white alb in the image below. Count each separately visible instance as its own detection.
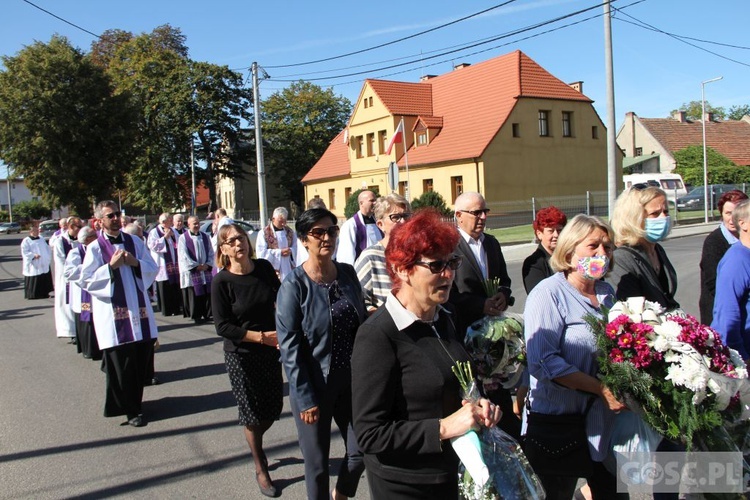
[52,216,82,342]
[177,215,214,323]
[80,200,159,428]
[64,225,101,361]
[256,206,297,281]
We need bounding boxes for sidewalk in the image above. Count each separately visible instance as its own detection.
[501,221,715,264]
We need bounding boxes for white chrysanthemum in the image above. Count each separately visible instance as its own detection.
[645,300,666,316]
[664,351,681,363]
[651,336,671,353]
[654,320,682,342]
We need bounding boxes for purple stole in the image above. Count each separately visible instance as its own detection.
[97,232,152,345]
[78,245,92,322]
[184,232,212,296]
[353,213,382,260]
[156,226,180,285]
[61,237,72,304]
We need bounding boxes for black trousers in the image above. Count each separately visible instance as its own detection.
[156,280,182,316]
[366,468,458,500]
[537,460,626,500]
[102,341,153,418]
[182,287,211,322]
[290,368,364,500]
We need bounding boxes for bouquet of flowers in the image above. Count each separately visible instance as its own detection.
[585,297,750,448]
[464,313,526,393]
[451,362,545,500]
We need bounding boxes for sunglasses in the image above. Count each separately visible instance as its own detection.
[457,209,490,218]
[414,255,463,274]
[222,234,246,246]
[307,225,340,240]
[103,211,122,220]
[388,213,412,222]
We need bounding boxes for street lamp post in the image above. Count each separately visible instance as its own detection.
[701,76,723,223]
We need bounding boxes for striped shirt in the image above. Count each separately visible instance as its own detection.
[354,243,391,310]
[523,272,616,461]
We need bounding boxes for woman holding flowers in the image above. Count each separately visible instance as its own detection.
[524,214,626,500]
[351,209,500,500]
[607,185,679,310]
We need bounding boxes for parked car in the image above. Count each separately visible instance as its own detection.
[39,220,59,241]
[676,184,744,212]
[199,219,259,248]
[0,222,22,234]
[624,173,688,207]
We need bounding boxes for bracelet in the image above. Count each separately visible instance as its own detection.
[259,331,266,344]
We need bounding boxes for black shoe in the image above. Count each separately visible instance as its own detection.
[127,415,145,427]
[255,472,278,498]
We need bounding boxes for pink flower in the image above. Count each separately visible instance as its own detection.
[618,333,634,349]
[610,348,625,363]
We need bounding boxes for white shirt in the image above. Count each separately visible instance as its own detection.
[459,228,488,279]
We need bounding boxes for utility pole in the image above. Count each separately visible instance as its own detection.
[604,0,618,217]
[190,137,197,216]
[5,165,12,223]
[252,62,268,226]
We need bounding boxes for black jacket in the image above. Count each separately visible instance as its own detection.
[607,243,680,310]
[700,227,732,324]
[522,244,554,294]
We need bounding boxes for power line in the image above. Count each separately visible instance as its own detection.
[21,0,101,39]
[269,0,608,83]
[612,6,750,68]
[235,0,520,72]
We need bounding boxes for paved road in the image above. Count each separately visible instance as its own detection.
[0,229,710,499]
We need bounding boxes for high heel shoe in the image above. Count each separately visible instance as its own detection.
[255,471,278,498]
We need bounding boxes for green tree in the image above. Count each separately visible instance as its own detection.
[670,100,726,121]
[262,81,352,204]
[728,104,750,121]
[13,200,51,220]
[0,36,137,216]
[672,145,746,185]
[96,25,193,212]
[410,190,453,217]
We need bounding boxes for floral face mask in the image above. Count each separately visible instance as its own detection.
[576,255,610,281]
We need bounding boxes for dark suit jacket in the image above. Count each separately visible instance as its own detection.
[449,232,511,336]
[607,243,680,310]
[522,244,554,294]
[700,227,732,325]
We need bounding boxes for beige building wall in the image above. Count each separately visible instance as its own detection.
[616,114,676,172]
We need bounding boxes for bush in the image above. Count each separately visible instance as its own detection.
[344,188,380,218]
[13,200,51,221]
[410,190,453,217]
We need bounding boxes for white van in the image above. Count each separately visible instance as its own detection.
[623,173,687,207]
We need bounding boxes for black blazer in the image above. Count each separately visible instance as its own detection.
[699,227,732,325]
[449,232,511,335]
[522,244,554,294]
[607,243,680,310]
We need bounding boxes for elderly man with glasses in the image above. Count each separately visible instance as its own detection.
[449,191,519,439]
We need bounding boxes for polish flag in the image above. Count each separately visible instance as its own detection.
[385,120,404,155]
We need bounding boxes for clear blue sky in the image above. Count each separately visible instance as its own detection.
[2,0,749,127]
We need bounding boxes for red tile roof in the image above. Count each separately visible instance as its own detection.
[301,130,350,183]
[303,50,592,182]
[638,117,750,166]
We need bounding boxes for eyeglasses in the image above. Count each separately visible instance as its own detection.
[414,255,463,274]
[457,209,490,218]
[307,225,340,240]
[388,213,412,222]
[103,211,122,220]
[222,235,246,246]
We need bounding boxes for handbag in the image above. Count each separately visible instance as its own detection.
[523,397,595,478]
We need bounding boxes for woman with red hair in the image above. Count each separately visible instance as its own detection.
[522,206,568,293]
[700,189,749,324]
[351,209,501,499]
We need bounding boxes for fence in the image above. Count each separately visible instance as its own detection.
[484,191,609,229]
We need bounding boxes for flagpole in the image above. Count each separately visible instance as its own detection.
[400,117,410,200]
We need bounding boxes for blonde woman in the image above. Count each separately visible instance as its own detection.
[211,223,282,497]
[607,185,679,310]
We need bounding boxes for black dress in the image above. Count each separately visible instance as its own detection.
[211,259,283,426]
[699,227,732,325]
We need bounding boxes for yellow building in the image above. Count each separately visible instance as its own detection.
[302,50,621,217]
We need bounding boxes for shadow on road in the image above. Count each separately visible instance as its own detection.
[0,303,50,320]
[156,335,222,352]
[155,362,227,383]
[145,391,236,421]
[0,278,22,292]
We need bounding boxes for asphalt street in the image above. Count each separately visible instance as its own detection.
[0,227,710,499]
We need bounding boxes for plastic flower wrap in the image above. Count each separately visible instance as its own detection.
[451,362,545,500]
[465,313,526,392]
[585,297,750,448]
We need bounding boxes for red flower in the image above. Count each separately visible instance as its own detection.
[610,348,625,363]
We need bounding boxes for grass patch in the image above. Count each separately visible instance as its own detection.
[486,225,534,245]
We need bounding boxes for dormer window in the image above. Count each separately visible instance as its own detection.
[417,131,428,146]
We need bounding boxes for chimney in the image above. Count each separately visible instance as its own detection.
[704,112,715,123]
[627,112,637,156]
[453,62,471,71]
[420,74,437,82]
[672,110,687,123]
[568,81,583,94]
